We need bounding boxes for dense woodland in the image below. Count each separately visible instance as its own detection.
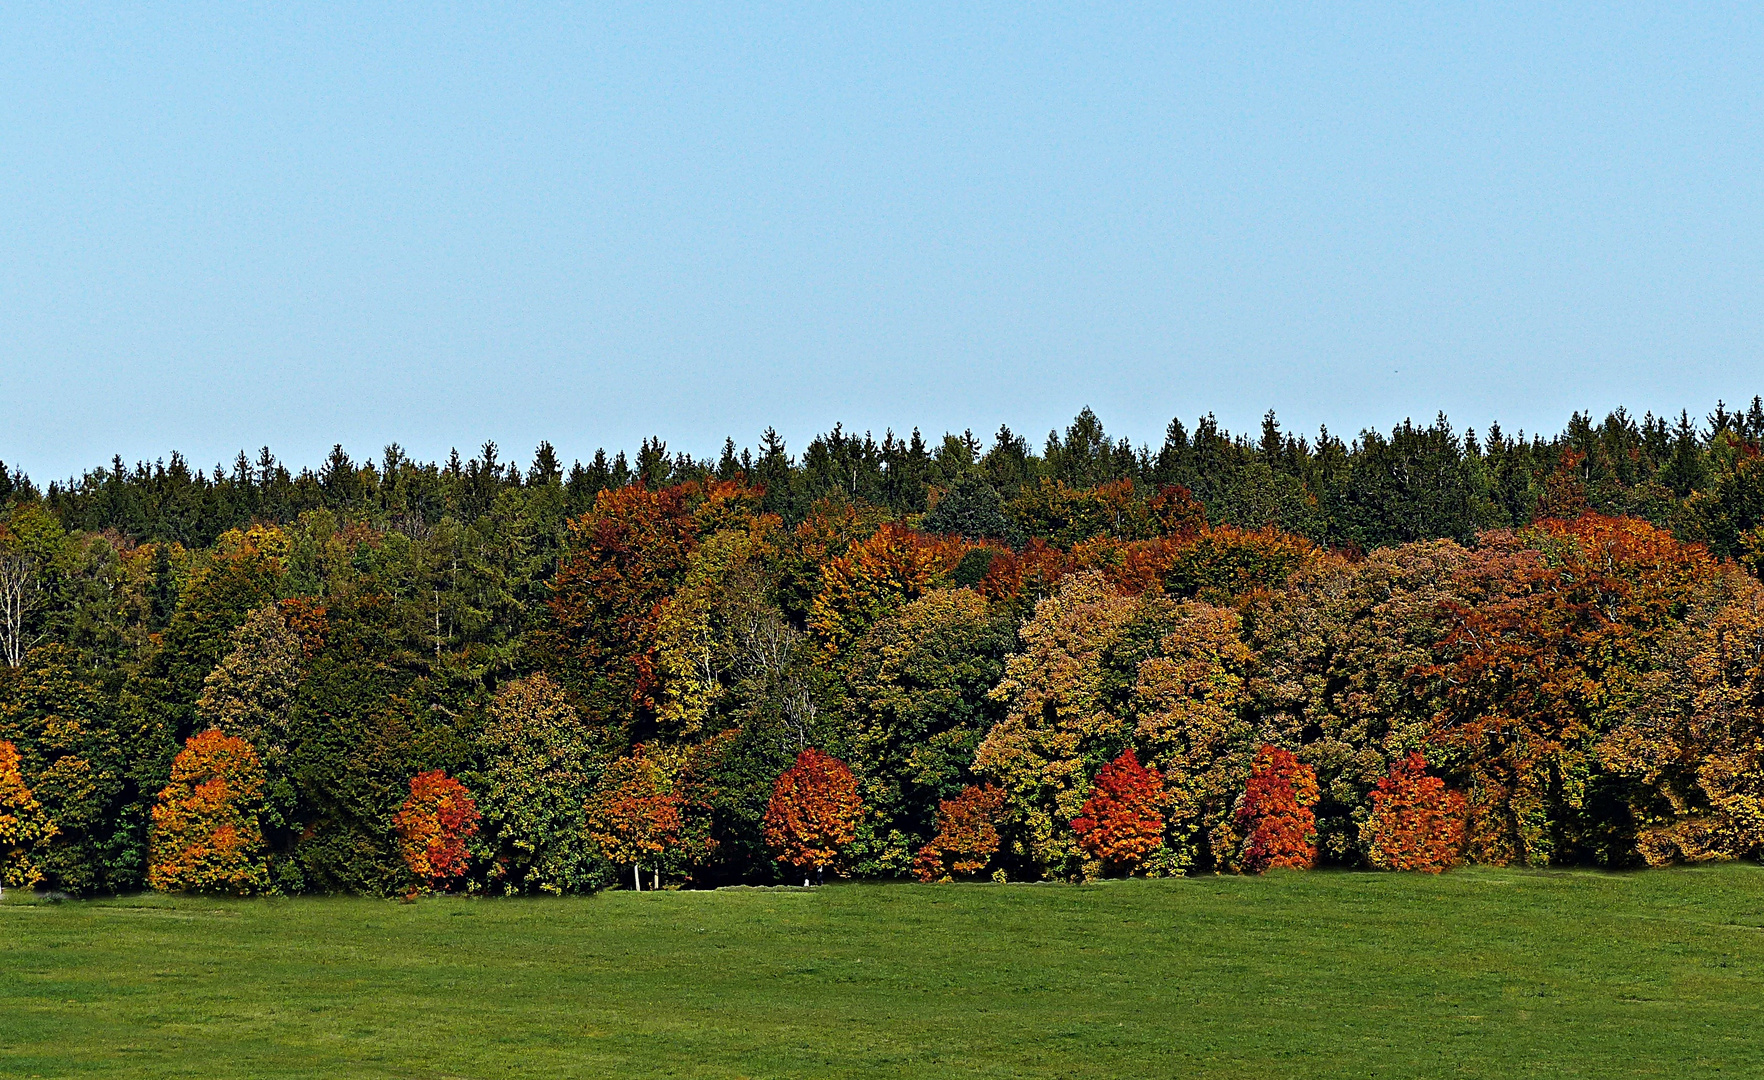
[6,401,1764,895]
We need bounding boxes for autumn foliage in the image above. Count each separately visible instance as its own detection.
[809,523,971,654]
[1361,753,1466,872]
[149,730,271,895]
[764,749,862,878]
[1235,745,1319,873]
[20,403,1764,895]
[0,740,54,889]
[544,479,762,736]
[913,784,1005,882]
[1070,749,1168,873]
[394,770,481,888]
[586,748,685,884]
[1426,514,1726,866]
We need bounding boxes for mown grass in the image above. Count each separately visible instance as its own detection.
[4,865,1764,1078]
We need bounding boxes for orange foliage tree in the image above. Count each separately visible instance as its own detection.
[763,749,862,884]
[148,730,271,895]
[0,740,55,892]
[913,784,1005,883]
[1425,514,1721,866]
[808,523,970,655]
[969,538,1071,604]
[586,748,684,891]
[1361,752,1466,872]
[393,770,481,889]
[1070,749,1167,875]
[1235,745,1319,873]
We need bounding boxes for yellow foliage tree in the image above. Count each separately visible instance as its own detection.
[973,572,1139,876]
[0,740,55,893]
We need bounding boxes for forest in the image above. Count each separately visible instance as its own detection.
[5,400,1764,896]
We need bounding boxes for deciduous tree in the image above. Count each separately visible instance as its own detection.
[394,770,480,889]
[763,748,861,884]
[1595,570,1764,865]
[1242,541,1470,863]
[1070,749,1166,875]
[847,589,1013,875]
[913,784,1005,883]
[149,730,271,894]
[808,523,969,656]
[973,572,1138,878]
[0,645,136,894]
[477,674,605,894]
[586,748,683,891]
[543,479,761,744]
[1235,745,1319,873]
[1425,515,1721,866]
[1132,601,1258,872]
[0,740,54,892]
[1361,752,1466,871]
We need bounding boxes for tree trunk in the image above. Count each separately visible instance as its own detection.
[653,866,659,891]
[634,864,642,892]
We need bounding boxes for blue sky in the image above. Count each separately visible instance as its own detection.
[3,4,1761,480]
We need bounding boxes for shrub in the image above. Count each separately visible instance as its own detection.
[913,785,1005,882]
[1362,752,1466,872]
[1236,745,1318,873]
[394,770,480,888]
[1070,749,1167,874]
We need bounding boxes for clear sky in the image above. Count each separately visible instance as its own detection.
[3,4,1761,482]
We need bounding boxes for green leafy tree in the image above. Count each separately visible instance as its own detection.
[974,572,1139,878]
[845,589,1014,874]
[477,674,607,894]
[1241,541,1471,863]
[0,645,140,893]
[287,593,475,895]
[196,602,308,888]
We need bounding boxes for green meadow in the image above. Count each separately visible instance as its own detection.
[4,866,1763,1078]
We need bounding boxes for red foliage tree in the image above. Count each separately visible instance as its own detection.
[1070,749,1167,874]
[394,770,481,889]
[972,538,1072,602]
[913,784,1006,883]
[276,596,329,659]
[763,749,862,884]
[1235,745,1319,873]
[1362,752,1466,872]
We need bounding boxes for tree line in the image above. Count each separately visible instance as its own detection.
[4,400,1764,895]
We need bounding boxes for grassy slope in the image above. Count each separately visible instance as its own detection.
[3,866,1764,1079]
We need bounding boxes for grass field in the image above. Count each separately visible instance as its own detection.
[4,867,1764,1078]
